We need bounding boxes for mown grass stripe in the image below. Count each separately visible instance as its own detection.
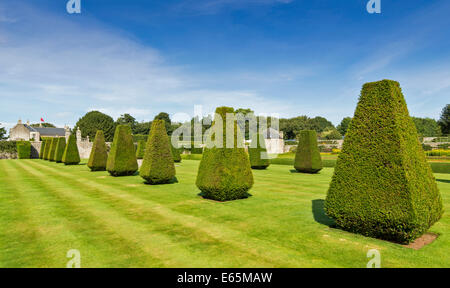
[25,160,317,267]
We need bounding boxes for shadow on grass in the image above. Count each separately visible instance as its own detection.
[312,199,335,227]
[197,192,253,202]
[436,179,450,184]
[143,176,179,185]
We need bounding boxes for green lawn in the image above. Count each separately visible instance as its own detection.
[0,159,449,268]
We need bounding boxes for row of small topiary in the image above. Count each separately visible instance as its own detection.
[40,135,80,164]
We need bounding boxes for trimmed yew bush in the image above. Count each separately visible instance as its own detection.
[294,130,322,173]
[54,137,66,163]
[140,120,176,184]
[106,125,138,176]
[39,140,47,159]
[17,141,31,159]
[325,80,443,244]
[196,107,254,201]
[171,145,182,163]
[88,130,108,171]
[136,140,146,159]
[62,134,81,165]
[43,139,51,160]
[48,138,58,162]
[248,133,270,169]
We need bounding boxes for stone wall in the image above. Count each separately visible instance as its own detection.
[30,142,41,159]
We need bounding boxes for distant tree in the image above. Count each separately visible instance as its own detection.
[309,116,334,133]
[337,117,352,136]
[236,108,255,140]
[116,113,137,132]
[319,127,343,140]
[134,121,152,135]
[412,117,441,137]
[438,104,450,135]
[279,116,310,140]
[74,111,116,142]
[0,123,7,140]
[154,112,172,134]
[30,123,56,128]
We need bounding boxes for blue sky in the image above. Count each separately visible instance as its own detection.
[1,0,449,130]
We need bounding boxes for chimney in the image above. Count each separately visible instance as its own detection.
[18,119,22,124]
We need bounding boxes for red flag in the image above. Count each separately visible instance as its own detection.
[41,118,44,122]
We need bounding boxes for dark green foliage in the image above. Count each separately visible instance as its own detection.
[17,141,31,159]
[438,104,450,135]
[39,140,47,159]
[337,117,352,136]
[54,137,66,163]
[43,139,51,160]
[0,123,7,140]
[48,138,58,161]
[0,141,17,153]
[248,133,270,169]
[88,130,108,171]
[196,107,254,201]
[74,111,116,142]
[133,134,149,143]
[325,80,443,244]
[140,120,176,184]
[106,125,138,176]
[294,130,322,173]
[171,145,182,163]
[412,117,441,137]
[136,140,146,159]
[154,112,172,134]
[62,135,81,165]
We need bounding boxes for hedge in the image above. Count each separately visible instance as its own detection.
[171,145,182,163]
[0,141,17,154]
[133,134,149,143]
[248,133,270,169]
[39,140,47,159]
[196,107,254,201]
[106,125,138,176]
[62,134,81,165]
[17,141,31,159]
[48,138,58,161]
[136,140,146,159]
[88,130,108,171]
[54,137,66,163]
[140,120,176,184]
[325,80,443,244]
[294,130,322,173]
[43,138,51,160]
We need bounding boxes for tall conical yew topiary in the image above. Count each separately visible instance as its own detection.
[54,137,66,163]
[39,140,47,159]
[248,132,270,170]
[171,145,182,163]
[62,134,81,165]
[88,130,108,171]
[106,125,138,176]
[196,107,254,201]
[140,120,176,184]
[43,139,51,160]
[136,140,146,159]
[294,130,322,173]
[325,80,443,244]
[48,138,58,162]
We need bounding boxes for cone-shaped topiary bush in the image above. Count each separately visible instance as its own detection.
[43,139,51,160]
[54,137,66,163]
[136,140,146,159]
[140,120,176,184]
[17,141,31,159]
[62,134,81,165]
[171,145,182,163]
[294,130,322,173]
[325,80,443,244]
[106,125,138,176]
[39,140,47,159]
[196,107,254,201]
[48,138,58,162]
[88,130,108,171]
[248,132,270,169]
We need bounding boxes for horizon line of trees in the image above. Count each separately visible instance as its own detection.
[2,104,448,142]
